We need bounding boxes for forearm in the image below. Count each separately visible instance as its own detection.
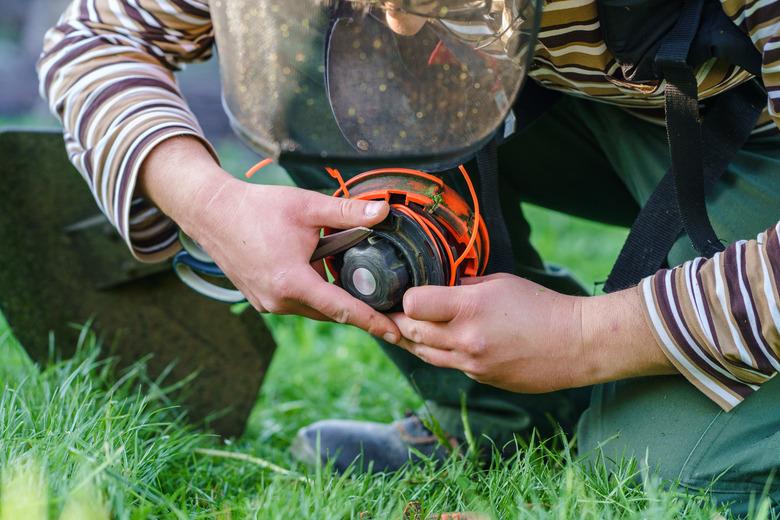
[139,136,234,234]
[39,0,214,262]
[578,288,676,386]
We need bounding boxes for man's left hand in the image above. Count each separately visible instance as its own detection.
[388,273,676,393]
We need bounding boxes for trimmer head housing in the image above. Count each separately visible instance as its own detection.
[324,167,489,310]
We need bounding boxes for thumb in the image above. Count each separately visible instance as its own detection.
[460,272,514,286]
[304,192,390,228]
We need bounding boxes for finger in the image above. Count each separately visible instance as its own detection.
[245,289,330,321]
[292,268,401,342]
[402,285,464,322]
[460,272,514,286]
[403,343,462,370]
[275,302,331,322]
[390,313,456,350]
[302,191,390,229]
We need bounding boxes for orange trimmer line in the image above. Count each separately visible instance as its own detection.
[328,164,482,270]
[242,159,484,282]
[325,167,351,198]
[452,164,481,272]
[392,203,459,286]
[244,160,352,199]
[244,158,274,179]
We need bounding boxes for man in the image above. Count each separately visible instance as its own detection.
[39,0,780,512]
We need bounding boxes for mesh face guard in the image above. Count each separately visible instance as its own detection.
[211,0,541,167]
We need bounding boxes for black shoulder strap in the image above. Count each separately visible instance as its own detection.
[603,0,766,292]
[477,138,515,274]
[478,2,765,286]
[604,79,766,292]
[656,0,722,258]
[477,80,563,275]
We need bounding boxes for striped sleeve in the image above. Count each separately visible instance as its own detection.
[37,0,216,262]
[721,0,780,130]
[640,223,780,410]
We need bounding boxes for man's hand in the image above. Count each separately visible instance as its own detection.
[388,273,675,393]
[140,136,401,343]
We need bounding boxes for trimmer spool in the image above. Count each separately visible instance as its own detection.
[323,166,490,311]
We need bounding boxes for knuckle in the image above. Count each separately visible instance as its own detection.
[332,306,351,324]
[467,373,487,384]
[270,270,295,298]
[363,312,383,336]
[417,349,442,368]
[413,347,429,364]
[456,291,480,318]
[263,299,286,315]
[465,333,488,356]
[299,192,327,224]
[429,356,447,369]
[465,360,486,378]
[297,197,317,222]
[248,297,266,314]
[407,323,424,344]
[337,198,352,222]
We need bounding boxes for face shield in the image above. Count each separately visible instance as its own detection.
[211,0,541,168]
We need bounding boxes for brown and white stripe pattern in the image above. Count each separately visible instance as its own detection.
[640,224,780,410]
[38,0,216,262]
[38,0,780,408]
[38,0,780,262]
[529,0,774,124]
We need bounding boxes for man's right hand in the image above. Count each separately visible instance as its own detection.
[140,136,401,344]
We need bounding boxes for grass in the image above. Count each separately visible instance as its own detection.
[0,319,732,519]
[0,124,767,517]
[2,200,764,519]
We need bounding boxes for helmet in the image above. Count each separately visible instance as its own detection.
[211,0,541,168]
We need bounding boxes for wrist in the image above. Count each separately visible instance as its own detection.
[578,288,675,386]
[139,136,234,232]
[577,295,617,386]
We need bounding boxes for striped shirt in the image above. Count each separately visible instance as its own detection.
[38,0,780,410]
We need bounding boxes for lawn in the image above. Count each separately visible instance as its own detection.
[2,196,765,519]
[0,120,769,518]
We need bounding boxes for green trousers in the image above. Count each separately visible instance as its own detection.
[286,94,780,513]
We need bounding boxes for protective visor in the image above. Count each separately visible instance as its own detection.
[211,0,541,167]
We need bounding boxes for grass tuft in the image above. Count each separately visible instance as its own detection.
[0,319,739,519]
[0,204,760,517]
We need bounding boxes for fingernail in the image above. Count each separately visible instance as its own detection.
[365,202,385,218]
[383,332,399,344]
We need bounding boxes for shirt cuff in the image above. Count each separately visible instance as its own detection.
[112,123,218,263]
[638,263,767,411]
